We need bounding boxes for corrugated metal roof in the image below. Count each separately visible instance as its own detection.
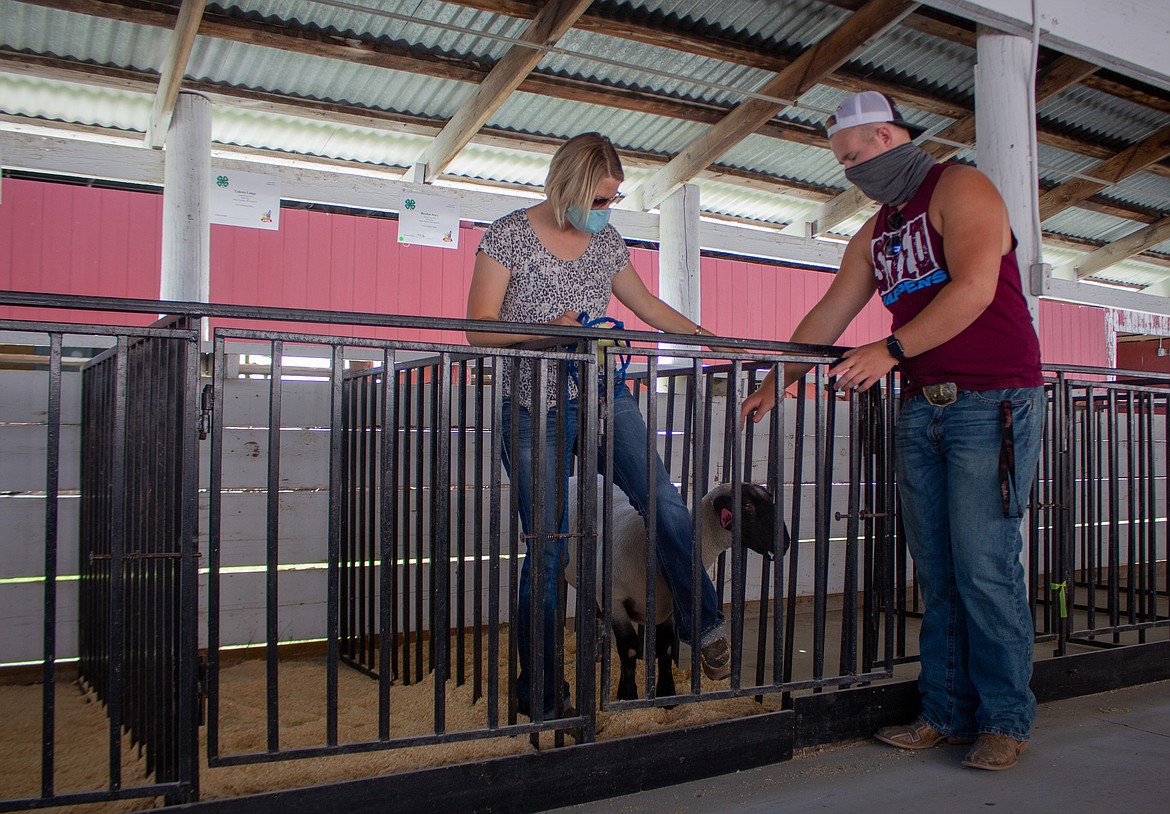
[2,0,1170,291]
[0,73,150,133]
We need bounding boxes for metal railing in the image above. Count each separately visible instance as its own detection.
[0,291,1166,811]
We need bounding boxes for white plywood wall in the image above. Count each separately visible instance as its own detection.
[8,365,1149,665]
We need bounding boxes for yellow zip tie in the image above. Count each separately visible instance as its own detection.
[1049,581,1068,618]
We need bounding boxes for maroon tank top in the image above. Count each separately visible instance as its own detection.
[870,163,1042,394]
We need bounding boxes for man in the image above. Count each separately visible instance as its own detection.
[741,91,1044,771]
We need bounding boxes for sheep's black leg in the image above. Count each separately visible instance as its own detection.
[611,620,640,701]
[655,618,677,705]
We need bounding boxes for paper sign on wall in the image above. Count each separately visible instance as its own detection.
[398,192,460,249]
[210,169,281,230]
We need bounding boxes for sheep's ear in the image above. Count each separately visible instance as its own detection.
[712,493,733,528]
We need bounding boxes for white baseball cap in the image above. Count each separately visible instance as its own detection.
[825,91,926,138]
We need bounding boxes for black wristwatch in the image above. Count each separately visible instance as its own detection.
[886,334,907,363]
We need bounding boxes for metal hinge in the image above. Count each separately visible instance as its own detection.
[196,653,209,725]
[198,383,213,440]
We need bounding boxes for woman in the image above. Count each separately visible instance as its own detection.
[465,132,730,720]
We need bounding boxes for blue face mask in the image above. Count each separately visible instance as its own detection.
[566,206,611,233]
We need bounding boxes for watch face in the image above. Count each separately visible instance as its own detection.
[887,335,905,361]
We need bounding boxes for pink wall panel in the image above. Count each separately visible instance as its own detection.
[1037,299,1108,368]
[604,246,658,332]
[700,259,887,349]
[0,179,160,325]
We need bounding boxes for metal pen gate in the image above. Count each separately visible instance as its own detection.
[0,315,201,813]
[78,319,202,805]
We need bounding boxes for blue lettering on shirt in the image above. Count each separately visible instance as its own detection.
[881,269,951,306]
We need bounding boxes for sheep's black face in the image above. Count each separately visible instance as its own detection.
[713,484,790,560]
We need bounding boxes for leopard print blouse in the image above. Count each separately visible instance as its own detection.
[476,208,630,408]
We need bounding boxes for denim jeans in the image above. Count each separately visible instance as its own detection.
[501,386,724,716]
[894,386,1044,741]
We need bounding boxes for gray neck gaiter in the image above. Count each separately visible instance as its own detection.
[845,143,936,206]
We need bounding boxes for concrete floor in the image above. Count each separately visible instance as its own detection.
[547,679,1170,814]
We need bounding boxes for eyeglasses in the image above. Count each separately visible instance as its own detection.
[591,193,625,209]
[883,210,905,260]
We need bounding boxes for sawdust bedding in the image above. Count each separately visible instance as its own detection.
[0,630,777,813]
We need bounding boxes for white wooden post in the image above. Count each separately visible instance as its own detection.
[659,183,701,324]
[160,91,212,303]
[975,26,1041,323]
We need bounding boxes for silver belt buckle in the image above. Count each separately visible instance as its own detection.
[923,382,958,407]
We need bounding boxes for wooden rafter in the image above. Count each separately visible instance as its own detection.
[16,0,1170,183]
[1074,215,1170,279]
[4,44,1168,241]
[415,0,592,182]
[1038,123,1170,223]
[631,0,918,210]
[0,50,839,204]
[144,0,205,148]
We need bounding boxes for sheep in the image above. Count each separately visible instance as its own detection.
[564,474,787,702]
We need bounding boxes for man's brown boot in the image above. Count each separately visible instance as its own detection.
[875,719,975,750]
[961,734,1029,770]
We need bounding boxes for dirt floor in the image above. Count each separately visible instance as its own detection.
[1,629,776,813]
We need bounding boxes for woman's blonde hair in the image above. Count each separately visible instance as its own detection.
[545,133,624,229]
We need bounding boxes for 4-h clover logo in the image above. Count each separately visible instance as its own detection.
[404,198,416,210]
[216,175,229,187]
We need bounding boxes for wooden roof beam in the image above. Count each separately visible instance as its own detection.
[1073,215,1170,279]
[414,0,591,183]
[629,0,918,211]
[1038,123,1170,222]
[24,0,1170,182]
[144,0,205,148]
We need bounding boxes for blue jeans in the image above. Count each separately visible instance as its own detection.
[501,387,724,715]
[895,386,1043,741]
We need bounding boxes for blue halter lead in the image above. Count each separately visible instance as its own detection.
[569,311,632,393]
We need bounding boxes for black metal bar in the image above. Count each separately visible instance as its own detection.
[506,356,520,725]
[644,354,659,699]
[840,388,861,679]
[783,376,807,691]
[456,359,468,687]
[106,336,129,790]
[208,336,227,759]
[472,358,486,704]
[366,373,378,668]
[434,353,453,733]
[728,359,745,691]
[489,356,504,729]
[1108,389,1121,641]
[379,350,398,739]
[327,344,344,746]
[177,324,200,800]
[529,358,547,727]
[813,366,830,687]
[400,368,413,685]
[689,361,707,693]
[577,342,600,739]
[0,289,849,359]
[39,333,62,798]
[414,368,425,684]
[599,351,616,707]
[265,340,283,752]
